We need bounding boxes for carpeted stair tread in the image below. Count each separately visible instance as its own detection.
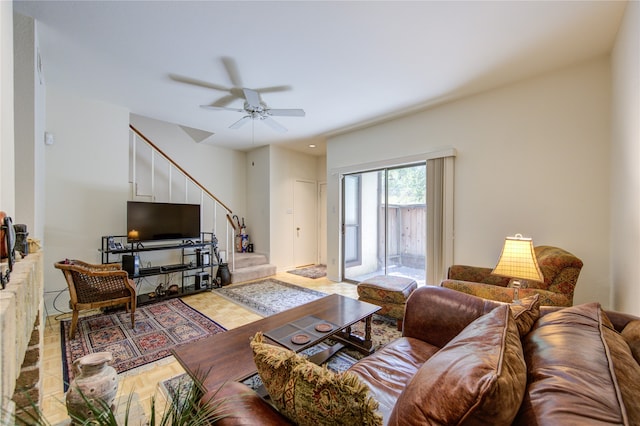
[233,253,269,269]
[230,263,276,284]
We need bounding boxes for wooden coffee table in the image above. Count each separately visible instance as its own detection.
[172,294,380,394]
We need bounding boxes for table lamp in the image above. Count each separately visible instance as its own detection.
[492,234,543,303]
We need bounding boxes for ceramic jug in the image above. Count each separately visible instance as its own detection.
[217,263,231,286]
[66,352,118,423]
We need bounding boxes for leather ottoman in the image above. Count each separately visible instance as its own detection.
[357,275,417,330]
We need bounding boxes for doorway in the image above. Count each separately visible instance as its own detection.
[293,179,318,267]
[342,164,426,284]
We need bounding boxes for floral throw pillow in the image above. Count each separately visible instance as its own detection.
[510,294,540,337]
[250,332,382,426]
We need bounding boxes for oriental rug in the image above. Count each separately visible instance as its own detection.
[60,298,226,391]
[214,278,327,316]
[286,264,327,279]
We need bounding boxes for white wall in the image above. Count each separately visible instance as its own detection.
[0,2,14,215]
[44,87,130,314]
[14,13,46,241]
[327,57,611,307]
[129,114,246,218]
[246,146,270,259]
[611,0,640,316]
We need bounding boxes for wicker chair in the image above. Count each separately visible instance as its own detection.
[54,259,136,338]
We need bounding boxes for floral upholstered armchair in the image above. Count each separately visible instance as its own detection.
[440,246,583,306]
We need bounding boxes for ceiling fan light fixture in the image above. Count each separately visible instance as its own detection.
[199,83,304,133]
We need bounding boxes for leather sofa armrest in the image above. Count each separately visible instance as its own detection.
[202,381,293,426]
[403,285,502,348]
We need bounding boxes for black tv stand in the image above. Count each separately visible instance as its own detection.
[160,263,190,272]
[100,232,218,305]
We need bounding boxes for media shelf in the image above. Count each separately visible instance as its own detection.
[100,232,219,305]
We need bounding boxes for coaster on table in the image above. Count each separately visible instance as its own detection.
[315,323,333,332]
[291,334,311,345]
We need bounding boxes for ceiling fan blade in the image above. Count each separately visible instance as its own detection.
[262,116,288,133]
[267,108,306,117]
[200,105,245,113]
[243,88,261,108]
[221,57,243,87]
[211,94,241,107]
[230,116,252,129]
[169,74,230,92]
[255,85,292,94]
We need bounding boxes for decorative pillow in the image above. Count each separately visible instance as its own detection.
[509,294,540,337]
[387,304,527,425]
[622,320,640,365]
[250,332,382,426]
[516,303,637,424]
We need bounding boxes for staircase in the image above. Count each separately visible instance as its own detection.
[229,252,277,284]
[129,126,279,283]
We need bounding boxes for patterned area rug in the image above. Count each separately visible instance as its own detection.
[215,278,327,316]
[61,298,226,390]
[286,264,327,279]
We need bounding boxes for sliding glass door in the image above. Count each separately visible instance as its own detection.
[342,163,426,284]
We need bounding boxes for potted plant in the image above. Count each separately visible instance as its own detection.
[9,370,235,425]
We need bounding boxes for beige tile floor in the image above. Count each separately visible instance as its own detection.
[41,272,358,424]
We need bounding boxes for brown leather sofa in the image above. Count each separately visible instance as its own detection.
[208,286,640,425]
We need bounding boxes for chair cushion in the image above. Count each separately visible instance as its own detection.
[347,337,441,422]
[447,265,511,286]
[387,304,527,425]
[357,275,417,304]
[250,332,382,426]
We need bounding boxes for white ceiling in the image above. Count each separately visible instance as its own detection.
[14,1,627,155]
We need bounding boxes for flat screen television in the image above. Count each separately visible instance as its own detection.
[127,201,201,243]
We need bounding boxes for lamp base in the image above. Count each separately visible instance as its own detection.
[511,279,523,304]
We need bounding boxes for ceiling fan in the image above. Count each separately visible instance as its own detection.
[170,57,305,132]
[200,87,305,133]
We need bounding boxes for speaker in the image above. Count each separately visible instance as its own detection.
[122,254,140,276]
[195,272,210,289]
[196,250,210,267]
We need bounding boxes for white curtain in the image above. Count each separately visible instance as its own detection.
[426,156,455,285]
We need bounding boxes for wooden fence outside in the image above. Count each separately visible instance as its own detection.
[379,204,426,268]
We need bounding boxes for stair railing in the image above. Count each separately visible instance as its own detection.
[129,125,237,272]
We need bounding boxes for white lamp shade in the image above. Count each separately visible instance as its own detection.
[492,234,543,282]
